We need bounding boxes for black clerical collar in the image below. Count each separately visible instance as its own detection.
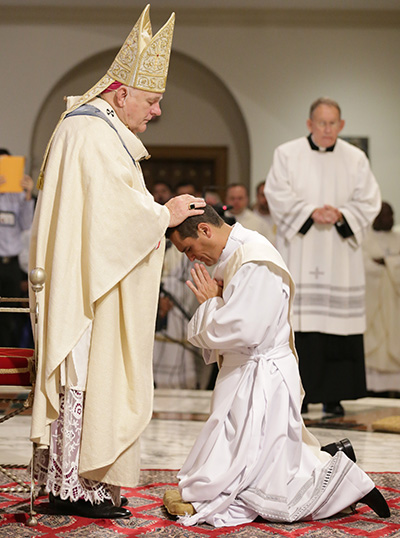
[307,134,335,152]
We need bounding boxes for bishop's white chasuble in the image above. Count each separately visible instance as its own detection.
[30,97,170,487]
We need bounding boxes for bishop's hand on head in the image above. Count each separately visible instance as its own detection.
[165,195,206,228]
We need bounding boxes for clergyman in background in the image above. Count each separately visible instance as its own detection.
[266,97,381,416]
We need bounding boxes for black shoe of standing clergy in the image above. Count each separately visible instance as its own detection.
[323,402,345,416]
[320,438,357,462]
[48,493,132,519]
[358,487,390,518]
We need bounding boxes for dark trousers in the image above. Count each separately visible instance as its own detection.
[295,331,367,405]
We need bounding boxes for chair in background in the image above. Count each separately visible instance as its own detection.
[0,267,45,526]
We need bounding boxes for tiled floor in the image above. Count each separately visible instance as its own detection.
[1,388,399,475]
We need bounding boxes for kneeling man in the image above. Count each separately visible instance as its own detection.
[164,205,390,528]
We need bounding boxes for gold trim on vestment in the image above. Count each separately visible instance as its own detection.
[0,367,29,374]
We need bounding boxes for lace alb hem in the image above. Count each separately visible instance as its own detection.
[34,388,119,505]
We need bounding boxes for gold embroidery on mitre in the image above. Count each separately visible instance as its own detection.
[108,6,175,93]
[107,5,151,84]
[134,16,175,92]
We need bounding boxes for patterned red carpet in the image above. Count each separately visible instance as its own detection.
[0,469,399,537]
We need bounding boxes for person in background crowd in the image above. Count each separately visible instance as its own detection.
[154,180,208,389]
[151,180,174,205]
[363,201,400,395]
[0,148,34,347]
[225,183,274,243]
[175,180,200,197]
[252,180,276,244]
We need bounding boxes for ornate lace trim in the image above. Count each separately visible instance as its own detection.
[34,388,119,505]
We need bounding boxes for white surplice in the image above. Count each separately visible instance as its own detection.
[265,137,381,335]
[363,228,400,391]
[177,224,374,527]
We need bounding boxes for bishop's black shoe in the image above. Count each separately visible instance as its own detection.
[320,438,357,462]
[358,487,390,518]
[49,493,132,519]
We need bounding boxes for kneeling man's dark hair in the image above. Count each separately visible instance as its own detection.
[167,204,225,239]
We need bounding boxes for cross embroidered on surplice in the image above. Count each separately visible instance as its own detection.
[309,266,324,279]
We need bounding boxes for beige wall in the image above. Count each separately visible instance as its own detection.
[28,48,250,189]
[1,11,400,215]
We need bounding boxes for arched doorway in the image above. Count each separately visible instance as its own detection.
[30,48,250,200]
